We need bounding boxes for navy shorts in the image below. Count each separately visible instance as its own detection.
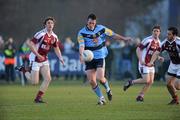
[85,58,105,70]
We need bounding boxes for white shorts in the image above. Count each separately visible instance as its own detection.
[138,64,155,74]
[30,60,49,71]
[167,62,180,78]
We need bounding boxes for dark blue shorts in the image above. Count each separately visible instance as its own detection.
[85,58,105,70]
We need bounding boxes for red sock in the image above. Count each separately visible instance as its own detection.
[173,95,178,101]
[35,91,44,100]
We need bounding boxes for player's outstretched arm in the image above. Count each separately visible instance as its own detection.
[54,47,64,65]
[112,33,132,42]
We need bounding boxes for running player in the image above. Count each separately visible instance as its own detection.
[15,17,64,103]
[150,27,180,105]
[123,25,163,102]
[78,13,132,105]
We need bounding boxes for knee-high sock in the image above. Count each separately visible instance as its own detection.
[100,81,110,92]
[93,85,103,98]
[35,91,44,100]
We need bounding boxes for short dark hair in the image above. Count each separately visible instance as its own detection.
[43,16,55,25]
[152,25,161,31]
[87,13,96,20]
[168,27,178,36]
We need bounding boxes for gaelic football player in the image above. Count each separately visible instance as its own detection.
[78,13,132,105]
[150,27,180,105]
[15,17,64,103]
[123,25,164,102]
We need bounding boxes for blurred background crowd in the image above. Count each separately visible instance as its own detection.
[0,0,179,84]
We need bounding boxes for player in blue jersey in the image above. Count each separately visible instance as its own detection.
[77,13,132,105]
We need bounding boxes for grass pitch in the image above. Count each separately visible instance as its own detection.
[0,80,180,120]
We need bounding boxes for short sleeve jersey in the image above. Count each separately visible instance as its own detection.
[29,28,59,62]
[77,25,115,59]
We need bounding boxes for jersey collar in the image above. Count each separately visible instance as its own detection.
[151,35,160,41]
[85,24,97,31]
[167,38,176,44]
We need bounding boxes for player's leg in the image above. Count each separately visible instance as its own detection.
[133,66,153,84]
[86,69,105,105]
[97,59,112,101]
[34,61,51,103]
[39,65,51,92]
[15,62,32,82]
[123,66,149,91]
[174,79,180,90]
[24,72,31,82]
[34,64,51,103]
[97,67,112,101]
[136,72,154,102]
[27,61,41,85]
[166,74,178,104]
[29,70,39,85]
[166,63,179,105]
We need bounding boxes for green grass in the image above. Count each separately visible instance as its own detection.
[0,80,180,120]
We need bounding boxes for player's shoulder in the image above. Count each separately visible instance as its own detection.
[175,37,180,44]
[141,36,153,43]
[161,39,168,46]
[97,24,106,29]
[34,29,46,38]
[52,32,58,39]
[143,36,153,40]
[78,26,86,34]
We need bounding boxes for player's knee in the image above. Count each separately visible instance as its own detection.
[147,80,153,85]
[31,81,39,85]
[175,84,180,90]
[89,80,96,87]
[166,82,173,88]
[45,77,52,83]
[166,79,174,85]
[97,75,106,81]
[96,75,103,80]
[150,80,154,84]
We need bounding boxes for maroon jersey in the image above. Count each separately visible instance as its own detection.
[29,29,59,62]
[138,36,161,65]
[160,37,180,64]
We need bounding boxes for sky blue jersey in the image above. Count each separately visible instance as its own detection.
[77,25,115,59]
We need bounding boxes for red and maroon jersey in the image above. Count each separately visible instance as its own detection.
[160,37,180,64]
[29,28,59,62]
[138,36,161,65]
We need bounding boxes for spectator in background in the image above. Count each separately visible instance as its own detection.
[19,38,31,83]
[64,37,75,80]
[64,37,75,54]
[131,38,141,78]
[105,40,114,80]
[121,43,134,79]
[3,37,16,83]
[111,41,125,79]
[0,35,4,51]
